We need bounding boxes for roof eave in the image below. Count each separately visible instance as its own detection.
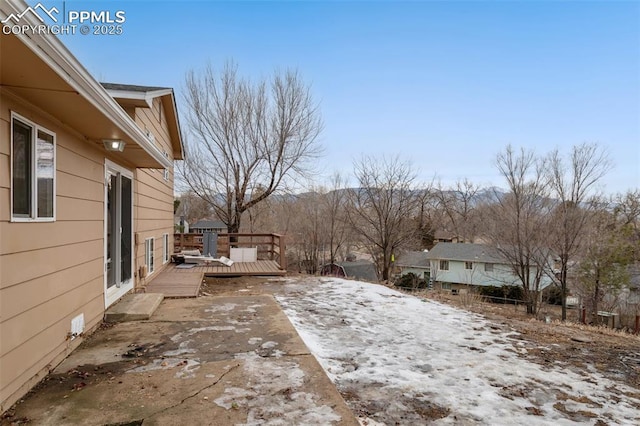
[105,88,174,109]
[105,86,184,161]
[2,0,171,169]
[161,93,185,160]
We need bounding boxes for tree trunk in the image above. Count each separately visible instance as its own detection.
[560,261,567,321]
[381,265,389,282]
[379,246,390,282]
[228,219,240,245]
[526,302,535,315]
[591,269,601,324]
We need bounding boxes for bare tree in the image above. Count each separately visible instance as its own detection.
[175,191,213,225]
[285,177,350,274]
[547,142,612,320]
[486,146,552,315]
[434,178,481,243]
[244,185,273,233]
[414,188,438,249]
[576,199,634,322]
[322,173,349,264]
[180,62,323,233]
[346,155,422,281]
[292,191,324,274]
[614,189,640,258]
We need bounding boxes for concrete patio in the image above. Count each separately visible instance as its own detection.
[3,290,357,425]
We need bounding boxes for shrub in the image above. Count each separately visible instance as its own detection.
[478,285,523,303]
[394,273,427,290]
[542,286,563,305]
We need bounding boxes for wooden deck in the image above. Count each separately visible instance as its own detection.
[200,259,285,277]
[174,232,287,271]
[144,266,204,298]
[144,260,285,298]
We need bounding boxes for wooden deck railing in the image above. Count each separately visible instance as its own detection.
[174,233,287,270]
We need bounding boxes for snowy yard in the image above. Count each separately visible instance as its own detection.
[275,277,640,425]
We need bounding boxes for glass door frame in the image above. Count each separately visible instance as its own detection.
[104,159,134,307]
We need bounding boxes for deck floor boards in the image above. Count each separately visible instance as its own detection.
[201,260,285,277]
[144,268,203,298]
[145,260,285,297]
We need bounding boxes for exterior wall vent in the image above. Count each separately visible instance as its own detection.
[70,313,85,339]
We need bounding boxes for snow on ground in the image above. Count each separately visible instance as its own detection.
[214,352,342,425]
[275,277,640,425]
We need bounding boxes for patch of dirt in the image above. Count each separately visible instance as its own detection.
[410,397,450,420]
[0,409,29,426]
[0,363,128,426]
[427,291,640,390]
[555,391,602,407]
[340,384,449,424]
[552,402,598,421]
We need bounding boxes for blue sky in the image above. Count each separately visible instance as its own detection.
[49,0,639,193]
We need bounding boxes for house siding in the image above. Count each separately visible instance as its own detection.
[431,260,520,287]
[431,259,552,290]
[131,98,175,283]
[0,96,106,411]
[400,267,430,280]
[0,92,179,412]
[1,17,184,412]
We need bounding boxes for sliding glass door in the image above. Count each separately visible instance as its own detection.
[105,161,133,306]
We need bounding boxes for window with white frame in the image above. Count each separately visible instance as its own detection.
[145,238,155,274]
[484,263,494,272]
[439,260,449,271]
[162,233,169,264]
[442,282,452,290]
[11,113,56,221]
[465,261,473,270]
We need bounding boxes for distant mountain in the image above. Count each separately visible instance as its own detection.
[176,186,511,206]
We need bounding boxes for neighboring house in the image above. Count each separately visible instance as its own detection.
[0,6,183,413]
[425,243,554,292]
[395,250,431,281]
[320,261,378,282]
[433,229,464,244]
[190,219,227,234]
[610,263,640,306]
[175,215,190,233]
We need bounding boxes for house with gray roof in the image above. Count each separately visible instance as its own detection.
[394,250,431,281]
[425,242,554,292]
[433,229,464,244]
[320,260,378,283]
[190,219,227,234]
[617,263,640,306]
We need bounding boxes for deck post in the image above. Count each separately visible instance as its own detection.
[270,234,275,261]
[279,234,287,270]
[177,233,182,251]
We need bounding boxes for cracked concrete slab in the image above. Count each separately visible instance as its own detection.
[7,294,357,425]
